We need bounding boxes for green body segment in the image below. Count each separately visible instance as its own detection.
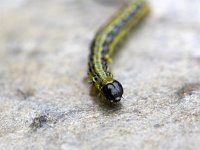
[88,0,150,92]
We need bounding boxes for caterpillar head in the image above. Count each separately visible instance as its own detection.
[102,80,123,103]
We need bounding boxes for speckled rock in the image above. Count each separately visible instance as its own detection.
[0,0,200,150]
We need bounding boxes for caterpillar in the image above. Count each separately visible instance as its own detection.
[88,0,150,102]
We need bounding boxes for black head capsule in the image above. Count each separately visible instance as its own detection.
[102,80,123,103]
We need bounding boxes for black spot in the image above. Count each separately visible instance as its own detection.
[89,68,92,73]
[93,75,99,81]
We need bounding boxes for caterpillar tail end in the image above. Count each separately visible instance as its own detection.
[102,80,123,103]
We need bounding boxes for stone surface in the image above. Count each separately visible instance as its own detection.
[0,0,200,150]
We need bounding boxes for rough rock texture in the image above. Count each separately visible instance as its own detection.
[0,0,200,150]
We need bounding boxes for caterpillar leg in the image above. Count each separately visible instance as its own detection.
[89,84,99,96]
[83,76,93,84]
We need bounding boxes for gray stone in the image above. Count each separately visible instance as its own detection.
[0,0,200,149]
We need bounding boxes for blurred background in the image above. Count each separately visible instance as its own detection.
[0,0,200,149]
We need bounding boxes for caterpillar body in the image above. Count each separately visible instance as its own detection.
[88,0,150,102]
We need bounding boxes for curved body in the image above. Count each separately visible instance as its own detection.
[88,0,150,102]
